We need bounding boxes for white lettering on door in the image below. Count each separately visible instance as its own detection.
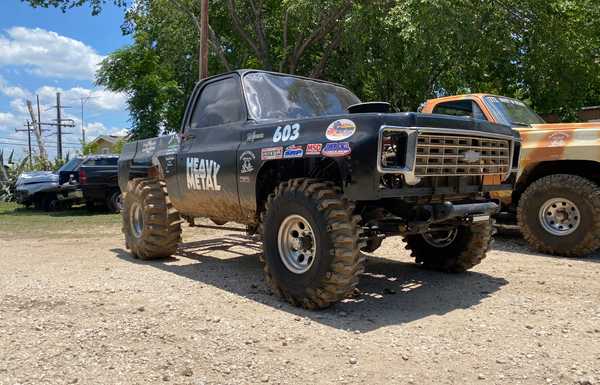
[186,157,222,191]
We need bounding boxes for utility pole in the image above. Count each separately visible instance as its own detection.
[15,122,33,168]
[199,0,209,80]
[26,122,32,168]
[81,98,86,147]
[56,92,63,160]
[80,95,98,148]
[26,98,48,166]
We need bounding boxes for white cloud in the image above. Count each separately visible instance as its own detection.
[0,27,103,80]
[84,121,128,140]
[0,76,29,99]
[0,111,16,127]
[36,85,127,112]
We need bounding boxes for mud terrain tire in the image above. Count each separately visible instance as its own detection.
[260,179,365,309]
[404,220,493,272]
[122,178,182,260]
[517,174,600,257]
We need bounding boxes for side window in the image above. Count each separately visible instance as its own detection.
[432,100,488,121]
[190,77,244,129]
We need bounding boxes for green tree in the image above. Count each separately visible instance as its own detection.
[24,0,600,126]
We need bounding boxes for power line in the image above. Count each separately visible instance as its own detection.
[0,141,81,149]
[0,137,83,146]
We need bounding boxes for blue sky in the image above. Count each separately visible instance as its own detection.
[0,1,132,161]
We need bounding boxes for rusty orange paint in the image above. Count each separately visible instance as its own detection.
[422,94,600,207]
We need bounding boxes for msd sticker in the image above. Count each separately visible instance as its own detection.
[322,142,351,157]
[261,147,283,160]
[326,119,356,141]
[305,143,323,156]
[283,145,304,159]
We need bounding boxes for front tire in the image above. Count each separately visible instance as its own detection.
[517,174,600,257]
[260,179,365,309]
[404,220,493,272]
[122,178,182,260]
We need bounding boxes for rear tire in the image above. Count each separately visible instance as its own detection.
[404,220,493,272]
[260,178,365,309]
[106,190,123,213]
[122,178,182,260]
[517,174,600,257]
[42,193,59,212]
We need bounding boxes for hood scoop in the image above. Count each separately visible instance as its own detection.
[347,102,391,114]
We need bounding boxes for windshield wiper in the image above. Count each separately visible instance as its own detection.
[510,121,532,127]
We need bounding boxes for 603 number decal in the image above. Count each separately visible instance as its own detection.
[273,123,300,143]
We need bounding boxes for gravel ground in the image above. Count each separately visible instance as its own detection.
[1,217,599,385]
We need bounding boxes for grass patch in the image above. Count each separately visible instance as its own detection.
[0,202,121,239]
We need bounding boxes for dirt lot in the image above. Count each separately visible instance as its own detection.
[1,203,599,385]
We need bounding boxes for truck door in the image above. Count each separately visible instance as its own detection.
[174,75,245,222]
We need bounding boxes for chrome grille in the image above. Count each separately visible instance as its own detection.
[414,134,510,177]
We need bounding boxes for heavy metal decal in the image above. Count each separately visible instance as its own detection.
[186,157,222,191]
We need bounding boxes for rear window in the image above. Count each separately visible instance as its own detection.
[83,157,118,166]
[432,100,487,120]
[58,158,83,172]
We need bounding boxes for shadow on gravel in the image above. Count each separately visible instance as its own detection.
[112,234,508,332]
[491,233,600,262]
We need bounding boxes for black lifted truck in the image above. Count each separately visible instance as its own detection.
[119,70,520,309]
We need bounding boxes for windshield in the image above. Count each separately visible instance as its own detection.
[58,158,83,172]
[243,72,361,121]
[484,96,545,126]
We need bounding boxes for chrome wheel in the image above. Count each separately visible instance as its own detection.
[539,198,580,236]
[130,202,144,238]
[114,193,124,212]
[277,214,317,274]
[422,228,459,248]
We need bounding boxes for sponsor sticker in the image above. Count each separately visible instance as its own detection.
[240,151,256,174]
[261,147,283,160]
[305,143,323,156]
[322,142,351,157]
[186,158,222,191]
[246,131,264,142]
[164,135,180,154]
[283,145,304,159]
[141,139,158,154]
[167,134,180,149]
[549,132,570,147]
[326,119,356,141]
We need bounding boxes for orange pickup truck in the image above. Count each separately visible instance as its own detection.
[422,94,600,257]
